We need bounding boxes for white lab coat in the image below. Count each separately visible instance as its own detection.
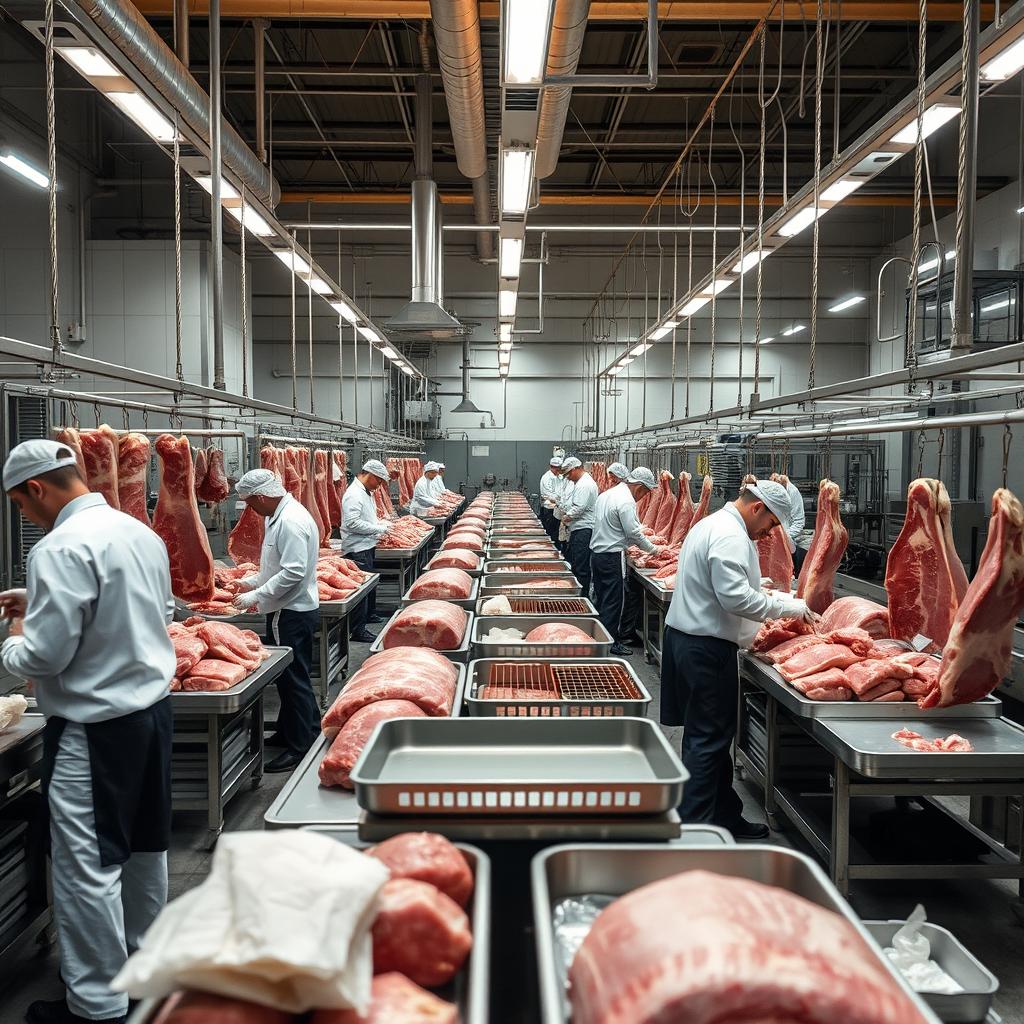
[559,472,599,532]
[539,470,561,506]
[244,494,319,613]
[410,475,438,515]
[785,479,807,544]
[341,478,388,554]
[590,482,656,554]
[429,475,446,498]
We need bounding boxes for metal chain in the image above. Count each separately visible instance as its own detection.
[69,397,78,426]
[45,0,60,361]
[808,0,825,392]
[240,183,249,396]
[906,0,928,385]
[708,108,718,416]
[142,408,148,431]
[289,232,297,411]
[823,427,833,480]
[953,0,976,350]
[916,429,927,478]
[670,176,679,419]
[1003,425,1012,488]
[173,116,184,383]
[93,402,100,428]
[728,74,746,408]
[122,406,129,431]
[936,428,945,478]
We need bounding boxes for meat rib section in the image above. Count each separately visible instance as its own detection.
[668,471,695,545]
[55,427,87,479]
[796,479,848,613]
[886,478,959,647]
[196,446,230,504]
[819,596,890,638]
[116,432,151,525]
[921,487,1024,708]
[152,433,215,602]
[79,426,120,509]
[757,525,793,590]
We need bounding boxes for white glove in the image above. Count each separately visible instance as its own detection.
[235,576,258,594]
[376,524,390,539]
[0,589,28,620]
[781,596,817,625]
[232,591,260,611]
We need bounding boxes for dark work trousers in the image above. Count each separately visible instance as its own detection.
[344,547,377,630]
[566,528,593,597]
[792,544,808,576]
[591,550,626,640]
[539,506,559,544]
[660,626,744,829]
[266,608,321,756]
[618,573,643,641]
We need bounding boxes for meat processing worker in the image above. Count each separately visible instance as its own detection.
[606,461,630,487]
[538,455,563,543]
[0,440,175,1024]
[590,466,661,656]
[410,462,441,517]
[232,469,320,773]
[341,459,391,643]
[430,462,448,500]
[782,475,809,573]
[556,457,598,597]
[662,479,815,840]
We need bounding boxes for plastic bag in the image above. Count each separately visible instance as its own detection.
[484,627,525,641]
[0,694,27,732]
[480,596,513,615]
[883,905,963,995]
[552,895,615,977]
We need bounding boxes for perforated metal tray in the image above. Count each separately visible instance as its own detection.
[483,560,571,575]
[474,596,598,617]
[480,573,581,597]
[399,577,481,611]
[486,546,561,562]
[472,616,612,658]
[466,658,650,717]
[350,717,685,816]
[367,607,473,663]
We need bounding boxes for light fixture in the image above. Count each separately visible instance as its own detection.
[0,152,48,189]
[401,365,416,377]
[59,45,120,78]
[680,295,711,316]
[331,299,358,324]
[649,325,673,341]
[732,250,771,274]
[630,342,653,356]
[107,90,176,142]
[607,365,623,376]
[358,326,381,344]
[499,237,523,278]
[760,336,775,345]
[274,249,311,276]
[306,276,331,295]
[889,104,960,145]
[782,324,806,336]
[708,278,733,296]
[779,205,825,237]
[919,249,956,274]
[619,356,635,367]
[498,322,513,342]
[499,353,511,367]
[828,295,866,313]
[500,148,535,216]
[195,175,240,200]
[381,345,399,359]
[499,289,517,317]
[1018,206,1024,215]
[499,340,513,352]
[820,178,865,203]
[503,0,555,84]
[225,203,274,236]
[982,36,1024,81]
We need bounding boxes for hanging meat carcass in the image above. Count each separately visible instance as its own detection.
[293,448,326,545]
[757,525,793,591]
[55,426,87,479]
[313,451,333,537]
[688,475,714,534]
[796,479,848,614]
[281,447,303,501]
[193,447,208,501]
[197,446,230,504]
[652,472,678,538]
[227,444,280,566]
[79,425,120,509]
[116,432,151,525]
[668,471,696,545]
[642,470,674,532]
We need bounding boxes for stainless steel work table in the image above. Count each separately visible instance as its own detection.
[736,652,1024,899]
[171,647,292,844]
[373,529,435,608]
[313,574,379,707]
[629,565,672,666]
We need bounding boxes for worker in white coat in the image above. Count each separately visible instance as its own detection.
[606,461,630,486]
[538,455,563,544]
[232,469,320,773]
[556,457,599,597]
[0,440,175,1024]
[341,459,391,642]
[662,479,815,840]
[410,462,441,516]
[429,462,447,499]
[779,474,808,573]
[590,466,661,655]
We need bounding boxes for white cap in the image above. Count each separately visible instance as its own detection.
[3,439,81,491]
[436,462,446,470]
[362,459,390,481]
[549,456,563,468]
[607,462,629,480]
[561,456,582,472]
[743,478,792,525]
[627,466,657,491]
[236,469,286,499]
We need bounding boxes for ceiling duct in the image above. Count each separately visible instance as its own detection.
[450,335,481,414]
[386,75,468,340]
[536,0,591,179]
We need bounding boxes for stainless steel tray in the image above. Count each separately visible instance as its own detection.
[368,608,474,663]
[483,559,571,575]
[486,547,560,562]
[349,717,686,816]
[480,573,582,598]
[465,657,650,718]
[740,654,1003,720]
[373,530,434,560]
[424,553,484,577]
[317,573,381,617]
[532,844,940,1024]
[471,616,613,658]
[864,920,998,1023]
[488,529,547,539]
[809,716,1024,779]
[399,577,481,611]
[474,596,598,617]
[630,567,674,605]
[170,647,293,713]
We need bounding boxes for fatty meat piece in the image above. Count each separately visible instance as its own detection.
[179,659,247,691]
[524,622,592,643]
[843,658,915,697]
[151,991,292,1024]
[407,569,473,601]
[192,622,264,671]
[310,973,456,1024]
[818,595,891,639]
[368,832,474,907]
[892,728,974,753]
[167,626,208,677]
[380,601,467,651]
[319,700,425,790]
[860,678,905,702]
[805,685,854,701]
[429,550,480,571]
[788,668,850,696]
[777,644,863,681]
[371,878,472,988]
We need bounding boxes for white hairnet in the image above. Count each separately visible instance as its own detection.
[561,456,582,472]
[3,439,80,491]
[549,456,563,467]
[744,479,792,525]
[236,469,286,499]
[423,461,439,473]
[627,466,657,491]
[607,462,629,480]
[362,459,390,481]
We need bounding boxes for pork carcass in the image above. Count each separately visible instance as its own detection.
[152,434,215,602]
[371,878,472,988]
[641,470,674,529]
[310,973,456,1024]
[818,596,890,639]
[757,525,793,591]
[333,451,348,507]
[282,446,303,501]
[116,432,151,525]
[652,472,678,537]
[429,550,480,572]
[313,451,333,536]
[689,474,713,533]
[937,479,970,601]
[227,444,280,566]
[796,479,848,613]
[294,448,326,545]
[368,832,473,908]
[920,488,1024,709]
[319,699,426,789]
[381,601,467,651]
[192,447,207,500]
[524,622,592,643]
[326,452,342,528]
[55,426,88,480]
[196,446,230,504]
[79,425,120,509]
[321,648,458,737]
[407,569,473,601]
[151,991,292,1024]
[667,471,695,545]
[570,869,922,1024]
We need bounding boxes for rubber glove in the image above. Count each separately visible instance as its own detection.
[232,592,260,611]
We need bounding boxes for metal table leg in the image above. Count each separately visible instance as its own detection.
[250,695,264,791]
[830,757,851,898]
[764,694,780,825]
[206,714,223,845]
[642,590,654,664]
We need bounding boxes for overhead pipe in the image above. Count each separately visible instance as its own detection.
[953,0,980,350]
[172,0,188,62]
[253,18,268,163]
[210,0,225,390]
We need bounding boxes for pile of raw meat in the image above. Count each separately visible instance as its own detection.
[408,569,473,601]
[320,648,459,788]
[380,601,468,651]
[423,490,464,516]
[168,619,269,691]
[427,550,481,572]
[524,622,591,643]
[377,515,432,550]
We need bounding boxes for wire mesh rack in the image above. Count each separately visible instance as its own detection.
[507,598,594,615]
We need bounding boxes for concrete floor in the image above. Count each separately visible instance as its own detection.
[2,631,1022,1022]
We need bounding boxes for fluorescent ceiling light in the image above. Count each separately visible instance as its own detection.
[779,205,824,237]
[358,326,381,344]
[195,175,240,200]
[1018,206,1024,215]
[919,249,956,274]
[499,289,517,317]
[499,237,523,278]
[0,153,48,189]
[828,295,866,313]
[381,345,399,359]
[680,295,711,316]
[981,297,1015,313]
[499,354,511,367]
[649,325,673,341]
[982,36,1024,81]
[630,342,653,355]
[504,0,555,84]
[760,336,775,345]
[274,250,311,275]
[732,250,771,274]
[107,90,176,142]
[306,276,331,295]
[782,324,806,336]
[331,299,358,324]
[708,278,733,295]
[59,46,120,78]
[498,322,513,342]
[499,340,513,352]
[500,149,534,216]
[225,202,274,236]
[820,178,864,203]
[890,104,960,145]
[401,365,416,376]
[606,365,623,376]
[619,356,635,367]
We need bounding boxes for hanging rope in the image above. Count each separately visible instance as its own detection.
[173,116,184,384]
[44,0,60,361]
[307,228,315,413]
[916,429,927,478]
[754,19,778,399]
[936,427,945,478]
[1003,425,1013,488]
[808,0,825,393]
[289,233,298,412]
[728,74,747,408]
[906,0,928,387]
[240,184,249,397]
[708,108,719,416]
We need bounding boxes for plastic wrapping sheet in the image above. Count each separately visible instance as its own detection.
[551,895,615,978]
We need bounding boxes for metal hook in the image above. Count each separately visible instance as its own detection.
[916,428,927,478]
[142,408,149,431]
[122,406,130,432]
[93,402,101,428]
[936,428,945,479]
[69,397,78,427]
[1003,424,1013,489]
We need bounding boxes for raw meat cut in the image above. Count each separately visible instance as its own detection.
[371,878,472,988]
[497,578,575,591]
[751,618,812,652]
[819,596,890,639]
[429,550,480,572]
[641,470,674,529]
[326,452,342,528]
[892,728,974,752]
[295,448,326,545]
[688,474,713,533]
[652,472,677,537]
[668,471,695,545]
[333,450,348,509]
[777,643,862,681]
[152,434,215,602]
[192,621,263,670]
[282,447,303,501]
[178,659,246,691]
[886,478,959,647]
[844,658,914,697]
[408,569,473,601]
[789,669,853,701]
[368,832,473,907]
[79,425,120,509]
[757,525,793,590]
[440,536,481,553]
[116,432,151,525]
[821,626,875,656]
[524,622,591,643]
[861,678,904,702]
[381,601,467,651]
[54,426,87,479]
[321,648,458,737]
[921,488,1024,708]
[167,625,207,677]
[319,699,425,789]
[936,479,970,601]
[797,479,848,613]
[227,444,279,566]
[152,991,292,1024]
[379,516,432,549]
[569,869,922,1024]
[192,447,207,500]
[313,450,333,537]
[310,973,456,1024]
[196,446,230,504]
